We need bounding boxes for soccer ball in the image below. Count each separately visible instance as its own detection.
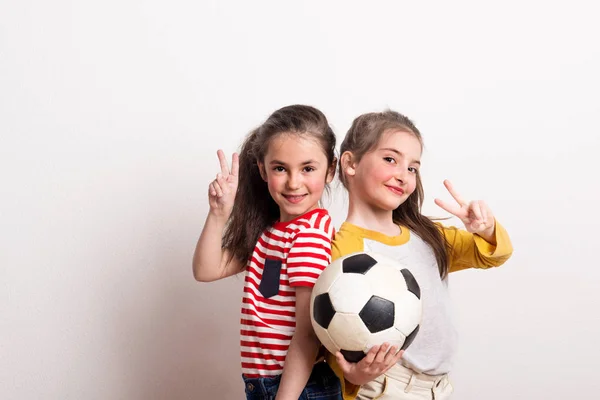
[310,252,422,363]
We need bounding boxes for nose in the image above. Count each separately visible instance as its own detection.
[395,165,408,184]
[287,172,301,190]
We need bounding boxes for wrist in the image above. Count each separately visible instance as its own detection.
[207,209,230,224]
[478,223,496,243]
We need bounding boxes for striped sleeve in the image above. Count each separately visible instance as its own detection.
[287,214,333,287]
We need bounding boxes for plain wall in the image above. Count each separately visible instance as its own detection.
[2,0,599,399]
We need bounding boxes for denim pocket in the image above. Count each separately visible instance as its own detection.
[258,258,282,298]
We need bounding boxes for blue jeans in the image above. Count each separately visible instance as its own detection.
[242,361,342,400]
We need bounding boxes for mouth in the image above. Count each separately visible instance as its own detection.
[385,185,405,196]
[282,194,308,204]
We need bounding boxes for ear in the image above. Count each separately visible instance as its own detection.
[340,151,357,178]
[257,161,267,182]
[326,157,337,184]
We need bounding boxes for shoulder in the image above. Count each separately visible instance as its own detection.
[293,208,334,237]
[331,223,364,261]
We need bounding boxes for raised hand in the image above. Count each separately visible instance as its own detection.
[208,150,239,220]
[434,180,495,238]
[335,344,404,386]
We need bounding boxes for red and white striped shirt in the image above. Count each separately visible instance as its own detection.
[240,208,334,377]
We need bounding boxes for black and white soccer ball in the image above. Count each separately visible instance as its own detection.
[310,252,422,363]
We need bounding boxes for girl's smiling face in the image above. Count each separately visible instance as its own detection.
[259,134,334,222]
[348,129,422,212]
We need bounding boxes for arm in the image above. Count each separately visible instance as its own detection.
[275,287,320,400]
[276,216,334,398]
[434,180,513,273]
[444,220,513,273]
[192,150,243,282]
[192,212,243,281]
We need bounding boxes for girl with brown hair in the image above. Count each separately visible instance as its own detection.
[193,105,342,399]
[327,110,513,400]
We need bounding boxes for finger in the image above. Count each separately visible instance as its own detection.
[359,345,379,367]
[213,179,224,197]
[381,347,402,371]
[435,198,467,219]
[480,201,489,225]
[382,345,398,365]
[383,350,404,373]
[444,180,468,206]
[216,173,228,194]
[335,352,352,373]
[230,153,239,177]
[388,350,404,369]
[217,150,230,176]
[470,201,483,224]
[374,343,390,364]
[209,182,217,197]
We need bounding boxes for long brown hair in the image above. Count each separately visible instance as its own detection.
[223,105,336,269]
[339,110,450,279]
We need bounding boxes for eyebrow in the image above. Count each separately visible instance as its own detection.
[380,148,421,165]
[269,159,321,166]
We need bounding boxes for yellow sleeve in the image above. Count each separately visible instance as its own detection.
[326,228,364,399]
[331,228,364,261]
[441,220,514,273]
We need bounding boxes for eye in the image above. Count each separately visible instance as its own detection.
[303,166,315,173]
[383,157,396,164]
[408,167,418,174]
[273,166,286,172]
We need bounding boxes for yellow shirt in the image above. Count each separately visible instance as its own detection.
[326,220,513,399]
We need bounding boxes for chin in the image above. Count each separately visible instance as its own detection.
[370,197,403,212]
[282,205,311,219]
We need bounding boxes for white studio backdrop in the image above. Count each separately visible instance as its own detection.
[1,1,599,399]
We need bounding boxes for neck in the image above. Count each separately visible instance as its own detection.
[345,193,400,236]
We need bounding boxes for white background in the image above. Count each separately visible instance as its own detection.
[2,1,599,399]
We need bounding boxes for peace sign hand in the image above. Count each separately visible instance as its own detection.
[208,150,239,220]
[434,180,495,237]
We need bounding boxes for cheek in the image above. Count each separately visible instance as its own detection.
[406,177,418,194]
[266,174,284,191]
[371,165,395,183]
[306,174,328,194]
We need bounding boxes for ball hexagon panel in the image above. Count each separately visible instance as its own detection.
[312,321,341,354]
[328,313,372,352]
[364,327,406,353]
[363,263,408,305]
[328,273,373,314]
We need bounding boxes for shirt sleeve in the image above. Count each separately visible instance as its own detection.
[331,228,365,262]
[440,219,514,273]
[287,219,334,288]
